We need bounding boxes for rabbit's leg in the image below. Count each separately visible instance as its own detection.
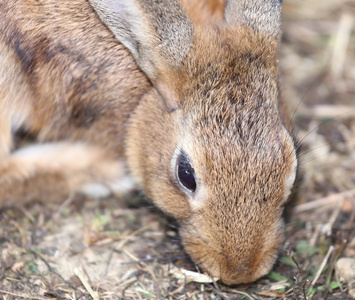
[0,142,135,206]
[0,115,12,157]
[0,42,33,157]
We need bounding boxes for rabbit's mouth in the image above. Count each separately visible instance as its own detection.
[179,218,284,285]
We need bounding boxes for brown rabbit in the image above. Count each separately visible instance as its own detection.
[0,0,298,285]
[180,0,225,24]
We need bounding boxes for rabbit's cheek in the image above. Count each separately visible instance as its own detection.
[250,218,284,280]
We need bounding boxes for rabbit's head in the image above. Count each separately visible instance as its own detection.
[90,0,298,285]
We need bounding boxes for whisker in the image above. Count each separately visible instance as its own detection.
[288,64,330,130]
[297,139,355,160]
[295,111,354,147]
[165,255,190,261]
[181,241,199,247]
[193,252,210,267]
[156,218,180,229]
[299,153,337,165]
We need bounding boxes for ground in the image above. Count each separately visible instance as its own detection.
[1,0,355,299]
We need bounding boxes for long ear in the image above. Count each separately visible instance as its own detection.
[225,0,282,39]
[89,0,194,79]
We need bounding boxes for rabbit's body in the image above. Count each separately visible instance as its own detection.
[0,0,149,201]
[0,0,148,155]
[0,0,298,285]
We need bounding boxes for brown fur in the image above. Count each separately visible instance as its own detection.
[0,0,149,156]
[126,25,297,285]
[0,0,297,285]
[0,0,149,205]
[180,0,225,24]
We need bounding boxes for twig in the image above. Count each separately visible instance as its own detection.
[230,289,255,300]
[74,267,100,300]
[30,249,78,291]
[103,246,115,277]
[311,245,334,286]
[19,206,35,223]
[121,248,158,282]
[53,193,74,219]
[115,225,150,250]
[311,105,355,119]
[321,203,343,236]
[331,13,353,78]
[0,290,47,300]
[294,190,355,213]
[302,279,310,299]
[212,278,229,300]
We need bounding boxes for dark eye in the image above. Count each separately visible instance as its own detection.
[176,152,197,193]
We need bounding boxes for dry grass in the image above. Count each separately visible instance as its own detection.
[1,0,355,299]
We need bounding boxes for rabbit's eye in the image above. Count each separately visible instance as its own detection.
[176,152,197,194]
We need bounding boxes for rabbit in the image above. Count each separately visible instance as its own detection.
[0,0,299,285]
[180,0,225,24]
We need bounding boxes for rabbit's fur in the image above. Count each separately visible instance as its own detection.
[0,0,298,285]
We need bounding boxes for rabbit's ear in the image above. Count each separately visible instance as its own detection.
[225,0,282,39]
[89,0,194,79]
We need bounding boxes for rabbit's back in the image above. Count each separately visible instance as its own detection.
[0,0,150,156]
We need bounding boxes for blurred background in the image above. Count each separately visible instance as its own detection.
[279,1,355,298]
[281,0,355,201]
